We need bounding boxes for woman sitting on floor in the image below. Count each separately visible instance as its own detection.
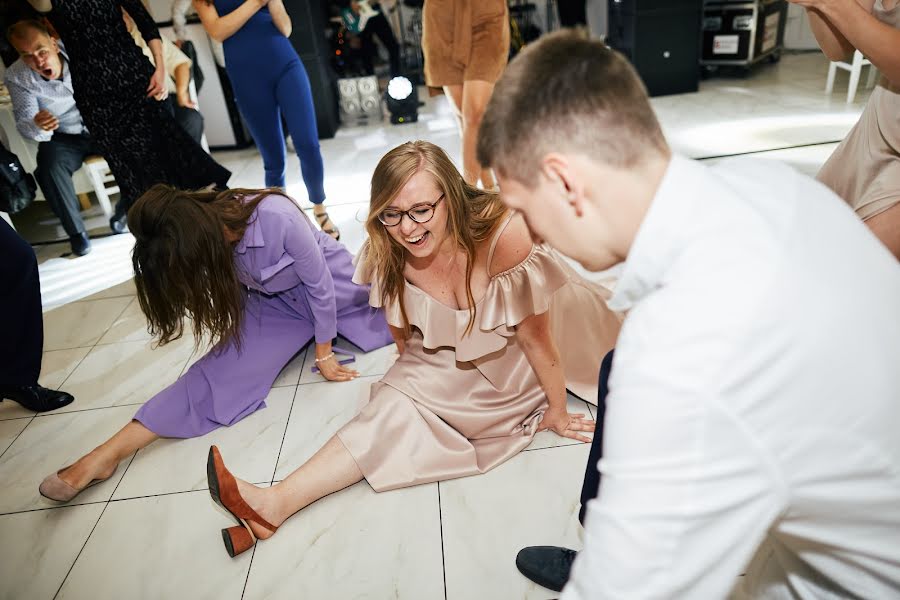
[206,140,622,557]
[39,186,393,502]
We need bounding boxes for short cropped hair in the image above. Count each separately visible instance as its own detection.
[7,19,51,45]
[477,30,668,184]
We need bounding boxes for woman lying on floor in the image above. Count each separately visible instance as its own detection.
[206,140,622,557]
[39,185,393,502]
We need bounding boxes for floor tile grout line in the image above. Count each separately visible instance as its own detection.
[268,384,301,486]
[105,449,139,504]
[695,139,842,162]
[0,486,279,517]
[0,414,36,423]
[437,482,448,600]
[240,543,260,600]
[86,295,135,351]
[0,482,276,517]
[52,500,111,600]
[0,414,36,462]
[43,343,97,353]
[73,291,135,304]
[30,401,146,418]
[52,449,140,599]
[176,341,202,378]
[523,442,582,453]
[0,498,109,517]
[54,345,95,392]
[583,399,596,422]
[296,372,386,387]
[242,322,272,600]
[106,483,271,504]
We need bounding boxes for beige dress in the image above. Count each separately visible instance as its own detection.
[337,216,621,492]
[817,0,900,220]
[421,0,510,87]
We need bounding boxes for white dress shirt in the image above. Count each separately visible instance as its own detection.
[128,28,191,95]
[563,155,900,599]
[4,46,87,142]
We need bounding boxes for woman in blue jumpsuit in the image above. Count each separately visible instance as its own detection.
[194,0,341,238]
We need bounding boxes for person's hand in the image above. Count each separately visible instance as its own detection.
[255,0,271,8]
[174,39,185,49]
[176,90,197,109]
[316,354,360,382]
[146,66,168,100]
[33,109,59,131]
[537,407,595,443]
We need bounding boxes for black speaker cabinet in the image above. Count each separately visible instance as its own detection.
[283,0,339,138]
[607,0,703,97]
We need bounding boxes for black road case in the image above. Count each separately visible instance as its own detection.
[701,0,787,68]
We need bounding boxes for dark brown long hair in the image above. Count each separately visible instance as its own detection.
[128,184,282,349]
[364,141,508,336]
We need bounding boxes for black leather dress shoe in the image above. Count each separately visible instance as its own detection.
[515,546,578,592]
[109,214,128,234]
[69,232,92,256]
[0,385,75,412]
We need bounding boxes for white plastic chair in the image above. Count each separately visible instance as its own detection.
[826,49,879,103]
[83,156,117,217]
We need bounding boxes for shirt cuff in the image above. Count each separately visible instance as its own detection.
[314,321,338,345]
[31,130,52,143]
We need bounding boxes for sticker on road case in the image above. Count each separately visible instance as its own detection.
[713,34,739,54]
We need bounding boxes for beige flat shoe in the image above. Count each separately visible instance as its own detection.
[38,466,116,502]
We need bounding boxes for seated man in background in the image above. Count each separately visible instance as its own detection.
[123,10,204,145]
[5,19,99,256]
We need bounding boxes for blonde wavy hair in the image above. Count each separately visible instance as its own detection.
[363,141,508,336]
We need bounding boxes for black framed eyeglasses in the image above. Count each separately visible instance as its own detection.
[377,194,445,227]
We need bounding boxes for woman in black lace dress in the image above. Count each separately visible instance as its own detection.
[27,0,231,231]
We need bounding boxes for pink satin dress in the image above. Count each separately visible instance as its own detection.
[337,214,621,492]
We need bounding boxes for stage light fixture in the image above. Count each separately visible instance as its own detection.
[337,76,381,121]
[386,76,418,125]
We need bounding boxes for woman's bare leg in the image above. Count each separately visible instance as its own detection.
[443,84,464,126]
[443,83,486,186]
[461,80,497,188]
[865,203,900,260]
[229,435,363,540]
[57,420,159,490]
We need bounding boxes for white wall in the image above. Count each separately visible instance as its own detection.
[587,0,608,38]
[145,0,175,23]
[783,4,820,50]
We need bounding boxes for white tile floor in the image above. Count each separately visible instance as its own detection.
[1,51,875,599]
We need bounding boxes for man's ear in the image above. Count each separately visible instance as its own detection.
[540,152,585,218]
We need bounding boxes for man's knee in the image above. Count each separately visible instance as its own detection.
[35,141,80,181]
[175,106,204,143]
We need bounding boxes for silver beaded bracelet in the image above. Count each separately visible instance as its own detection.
[314,352,335,363]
